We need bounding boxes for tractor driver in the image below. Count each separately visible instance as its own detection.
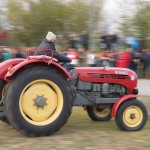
[35,31,75,73]
[36,31,71,63]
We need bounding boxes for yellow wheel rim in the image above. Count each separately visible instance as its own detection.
[19,79,63,126]
[93,107,111,118]
[123,106,143,127]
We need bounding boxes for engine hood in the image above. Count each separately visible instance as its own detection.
[76,67,137,79]
[75,67,137,94]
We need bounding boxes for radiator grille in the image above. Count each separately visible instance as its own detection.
[88,73,130,80]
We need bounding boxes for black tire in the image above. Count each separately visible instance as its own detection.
[0,79,7,98]
[0,79,9,124]
[115,99,148,131]
[87,105,112,121]
[4,66,73,137]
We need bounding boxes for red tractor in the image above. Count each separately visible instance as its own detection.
[0,50,147,137]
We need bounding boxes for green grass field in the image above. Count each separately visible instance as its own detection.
[0,96,149,150]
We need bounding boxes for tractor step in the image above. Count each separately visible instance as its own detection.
[0,106,5,117]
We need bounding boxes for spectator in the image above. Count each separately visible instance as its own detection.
[138,37,145,53]
[125,36,140,53]
[116,50,131,68]
[0,46,12,62]
[116,44,139,74]
[80,31,89,51]
[110,33,119,51]
[110,50,118,67]
[126,45,139,74]
[68,33,78,50]
[99,32,111,51]
[86,51,97,67]
[140,49,150,79]
[15,52,26,58]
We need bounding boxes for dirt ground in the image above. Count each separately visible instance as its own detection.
[0,96,149,150]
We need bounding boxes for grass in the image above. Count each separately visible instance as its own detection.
[0,96,149,150]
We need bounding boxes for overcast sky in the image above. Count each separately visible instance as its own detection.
[101,0,121,31]
[101,0,132,32]
[101,0,150,32]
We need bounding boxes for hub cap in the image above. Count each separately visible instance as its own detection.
[123,106,143,127]
[34,96,46,107]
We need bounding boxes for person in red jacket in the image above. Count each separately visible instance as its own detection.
[116,50,132,68]
[116,44,139,74]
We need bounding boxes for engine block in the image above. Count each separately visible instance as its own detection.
[76,80,126,97]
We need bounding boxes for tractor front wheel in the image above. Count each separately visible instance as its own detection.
[115,99,147,131]
[4,66,73,136]
[87,105,112,121]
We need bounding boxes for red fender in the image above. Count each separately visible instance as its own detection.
[5,57,72,81]
[111,94,137,117]
[0,58,25,80]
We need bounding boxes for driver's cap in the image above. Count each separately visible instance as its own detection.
[46,31,56,41]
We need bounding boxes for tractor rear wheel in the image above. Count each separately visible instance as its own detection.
[0,79,9,124]
[115,99,147,131]
[87,105,112,121]
[4,66,73,136]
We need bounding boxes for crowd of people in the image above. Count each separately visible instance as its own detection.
[66,31,149,79]
[68,31,89,51]
[67,31,119,52]
[0,31,150,79]
[110,45,150,79]
[99,32,119,51]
